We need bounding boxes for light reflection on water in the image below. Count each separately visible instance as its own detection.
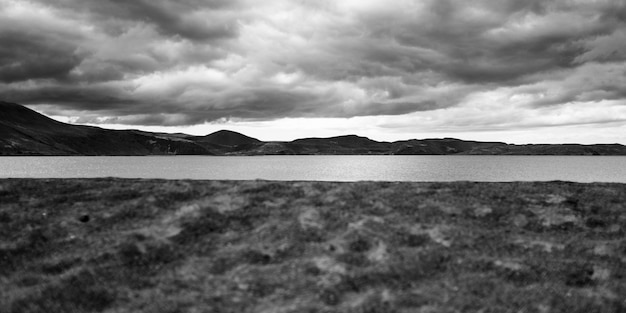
[0,155,625,182]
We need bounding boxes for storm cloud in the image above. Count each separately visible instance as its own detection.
[1,0,625,136]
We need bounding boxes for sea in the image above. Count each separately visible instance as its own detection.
[0,155,625,183]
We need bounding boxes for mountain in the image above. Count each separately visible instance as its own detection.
[193,129,261,146]
[287,135,391,154]
[0,101,210,155]
[2,101,626,156]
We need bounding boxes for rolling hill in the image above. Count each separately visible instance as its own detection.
[193,129,261,147]
[2,101,626,156]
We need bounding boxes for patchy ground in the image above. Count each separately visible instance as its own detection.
[1,179,625,312]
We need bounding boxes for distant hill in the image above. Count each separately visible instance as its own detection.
[2,101,626,156]
[390,138,508,155]
[289,135,391,154]
[193,130,261,146]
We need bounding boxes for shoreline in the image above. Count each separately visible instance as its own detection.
[1,179,625,312]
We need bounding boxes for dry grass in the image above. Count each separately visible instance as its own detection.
[1,179,625,312]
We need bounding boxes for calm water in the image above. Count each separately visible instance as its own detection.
[0,155,625,182]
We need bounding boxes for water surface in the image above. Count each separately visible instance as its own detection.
[0,155,625,182]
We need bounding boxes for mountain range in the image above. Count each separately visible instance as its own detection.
[2,101,626,156]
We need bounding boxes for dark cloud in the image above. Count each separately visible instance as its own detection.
[49,0,242,41]
[575,29,626,63]
[261,0,618,88]
[1,0,625,129]
[0,31,80,83]
[106,0,239,41]
[352,0,614,84]
[523,62,626,108]
[67,62,126,83]
[0,83,136,111]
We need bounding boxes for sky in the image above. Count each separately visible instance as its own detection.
[1,0,626,144]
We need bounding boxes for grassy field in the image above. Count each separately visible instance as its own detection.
[1,179,625,312]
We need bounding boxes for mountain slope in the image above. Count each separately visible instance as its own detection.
[0,101,210,155]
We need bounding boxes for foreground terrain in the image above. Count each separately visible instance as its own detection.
[1,179,625,312]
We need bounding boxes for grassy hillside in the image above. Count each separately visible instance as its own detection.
[0,101,210,155]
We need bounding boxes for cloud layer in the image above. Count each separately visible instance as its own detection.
[1,0,625,138]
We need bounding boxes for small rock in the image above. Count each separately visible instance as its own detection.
[439,205,463,216]
[298,207,323,230]
[313,256,346,275]
[493,259,536,283]
[304,263,321,276]
[426,227,453,247]
[607,224,622,234]
[474,206,493,217]
[238,282,250,291]
[513,214,528,228]
[212,194,247,213]
[544,194,567,204]
[261,198,287,209]
[380,289,394,303]
[118,235,177,267]
[347,216,385,230]
[591,266,611,281]
[176,203,201,217]
[530,206,580,229]
[367,241,389,263]
[514,239,564,253]
[593,244,613,256]
[78,214,90,223]
[494,260,524,271]
[319,288,340,306]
